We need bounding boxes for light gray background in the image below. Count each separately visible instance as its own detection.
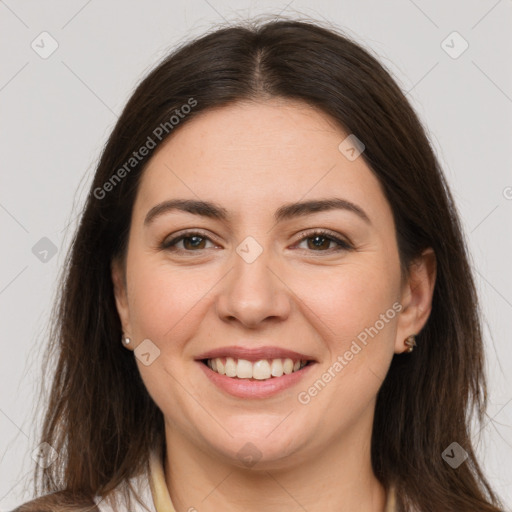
[1,0,511,510]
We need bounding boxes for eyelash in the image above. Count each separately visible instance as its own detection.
[160,229,353,255]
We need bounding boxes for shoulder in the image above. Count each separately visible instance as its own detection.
[10,492,100,512]
[11,462,155,512]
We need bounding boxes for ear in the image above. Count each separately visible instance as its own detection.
[395,248,437,353]
[111,258,133,347]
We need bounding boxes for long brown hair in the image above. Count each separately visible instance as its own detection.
[24,17,503,512]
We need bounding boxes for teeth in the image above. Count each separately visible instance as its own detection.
[283,358,294,375]
[271,359,284,377]
[236,359,253,379]
[206,357,308,380]
[225,357,237,377]
[252,360,271,380]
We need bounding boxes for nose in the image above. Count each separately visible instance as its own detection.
[215,245,291,329]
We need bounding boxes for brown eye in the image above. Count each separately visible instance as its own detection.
[181,235,207,250]
[296,230,352,253]
[161,231,216,252]
[306,235,333,251]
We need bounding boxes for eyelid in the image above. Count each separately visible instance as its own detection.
[160,229,219,250]
[292,228,353,251]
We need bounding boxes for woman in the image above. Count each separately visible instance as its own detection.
[13,18,504,512]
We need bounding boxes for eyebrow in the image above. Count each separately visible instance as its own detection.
[144,197,371,226]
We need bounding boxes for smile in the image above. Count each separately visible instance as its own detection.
[204,357,309,380]
[196,346,316,399]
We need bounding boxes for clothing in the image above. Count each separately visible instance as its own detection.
[94,449,169,512]
[95,446,398,512]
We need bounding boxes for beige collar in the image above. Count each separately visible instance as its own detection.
[148,447,397,511]
[148,448,176,511]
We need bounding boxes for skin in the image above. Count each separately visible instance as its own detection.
[112,98,436,512]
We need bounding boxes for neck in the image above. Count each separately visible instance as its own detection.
[163,412,387,512]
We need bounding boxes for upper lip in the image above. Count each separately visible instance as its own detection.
[196,346,316,362]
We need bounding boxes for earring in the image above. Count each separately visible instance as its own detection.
[122,335,131,346]
[404,334,417,353]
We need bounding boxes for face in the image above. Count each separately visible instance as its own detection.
[113,99,434,470]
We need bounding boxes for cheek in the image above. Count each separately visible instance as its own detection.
[298,262,400,412]
[299,260,400,348]
[293,260,400,411]
[126,256,210,345]
[125,258,212,411]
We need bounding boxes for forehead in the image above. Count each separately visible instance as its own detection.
[134,99,392,225]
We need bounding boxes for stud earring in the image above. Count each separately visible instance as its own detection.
[122,335,131,346]
[404,334,417,353]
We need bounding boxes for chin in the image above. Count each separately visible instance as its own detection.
[202,423,311,470]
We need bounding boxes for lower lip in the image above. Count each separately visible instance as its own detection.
[198,361,315,399]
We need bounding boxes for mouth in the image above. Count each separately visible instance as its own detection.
[195,346,316,398]
[201,357,312,380]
